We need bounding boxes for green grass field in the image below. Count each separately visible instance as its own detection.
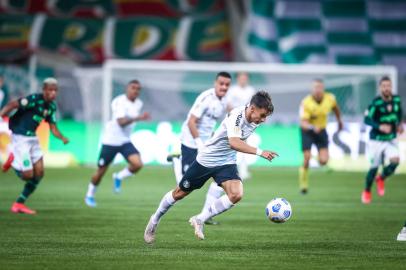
[1,166,405,269]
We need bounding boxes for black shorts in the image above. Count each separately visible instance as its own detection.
[301,128,328,151]
[97,143,140,167]
[181,144,198,174]
[179,161,241,192]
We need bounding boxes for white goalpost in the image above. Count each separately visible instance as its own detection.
[102,60,397,124]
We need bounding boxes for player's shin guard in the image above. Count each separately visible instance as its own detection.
[381,162,398,179]
[197,195,234,222]
[16,177,41,203]
[202,182,223,213]
[365,167,378,191]
[151,190,176,224]
[299,166,309,191]
[172,157,183,184]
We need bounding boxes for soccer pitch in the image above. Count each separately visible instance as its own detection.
[1,166,405,269]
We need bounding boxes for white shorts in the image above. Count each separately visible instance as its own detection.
[368,139,399,168]
[11,134,43,171]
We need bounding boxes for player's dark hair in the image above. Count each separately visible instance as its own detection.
[216,72,231,80]
[250,91,274,114]
[379,76,391,84]
[128,79,140,85]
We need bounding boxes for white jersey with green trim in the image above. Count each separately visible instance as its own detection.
[197,106,258,168]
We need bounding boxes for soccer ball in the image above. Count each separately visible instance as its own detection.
[265,198,292,223]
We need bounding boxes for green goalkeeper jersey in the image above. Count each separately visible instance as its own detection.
[9,93,57,136]
[364,95,403,141]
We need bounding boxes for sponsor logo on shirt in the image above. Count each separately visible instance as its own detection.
[235,113,242,126]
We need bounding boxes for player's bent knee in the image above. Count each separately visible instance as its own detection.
[172,187,189,201]
[228,191,243,204]
[21,170,34,180]
[389,157,400,164]
[319,159,328,166]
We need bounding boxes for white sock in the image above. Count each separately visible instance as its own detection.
[202,182,223,213]
[86,182,97,198]
[197,195,234,222]
[116,167,133,180]
[173,157,183,184]
[151,190,176,224]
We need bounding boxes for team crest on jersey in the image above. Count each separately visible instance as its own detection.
[21,98,28,106]
[182,180,190,189]
[387,104,392,112]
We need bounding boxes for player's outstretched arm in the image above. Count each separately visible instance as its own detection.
[229,137,278,162]
[49,123,69,144]
[0,100,19,118]
[117,112,151,127]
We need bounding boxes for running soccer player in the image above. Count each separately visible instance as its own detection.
[299,79,343,194]
[361,76,403,204]
[170,72,231,225]
[227,72,256,179]
[144,91,277,243]
[0,78,69,214]
[84,80,150,207]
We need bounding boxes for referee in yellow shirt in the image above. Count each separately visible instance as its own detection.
[299,79,343,194]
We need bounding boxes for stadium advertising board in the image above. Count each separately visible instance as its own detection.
[1,120,405,172]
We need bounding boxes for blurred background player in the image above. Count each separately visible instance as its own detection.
[299,79,343,194]
[0,78,69,214]
[144,92,277,243]
[361,76,403,204]
[169,72,231,225]
[227,72,256,179]
[84,80,150,207]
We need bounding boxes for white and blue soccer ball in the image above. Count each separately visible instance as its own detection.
[266,198,292,223]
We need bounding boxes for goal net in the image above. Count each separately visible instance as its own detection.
[101,60,397,125]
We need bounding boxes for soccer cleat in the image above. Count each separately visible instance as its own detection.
[189,216,205,240]
[397,227,406,241]
[113,173,122,193]
[144,216,158,244]
[204,218,220,225]
[85,196,97,207]
[2,152,14,172]
[10,202,36,215]
[376,175,385,196]
[361,190,372,204]
[166,153,181,162]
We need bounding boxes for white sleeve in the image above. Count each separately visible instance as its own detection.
[111,98,126,119]
[190,95,209,119]
[226,111,243,138]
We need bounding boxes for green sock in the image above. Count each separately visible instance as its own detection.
[365,167,378,192]
[16,177,41,203]
[382,163,398,178]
